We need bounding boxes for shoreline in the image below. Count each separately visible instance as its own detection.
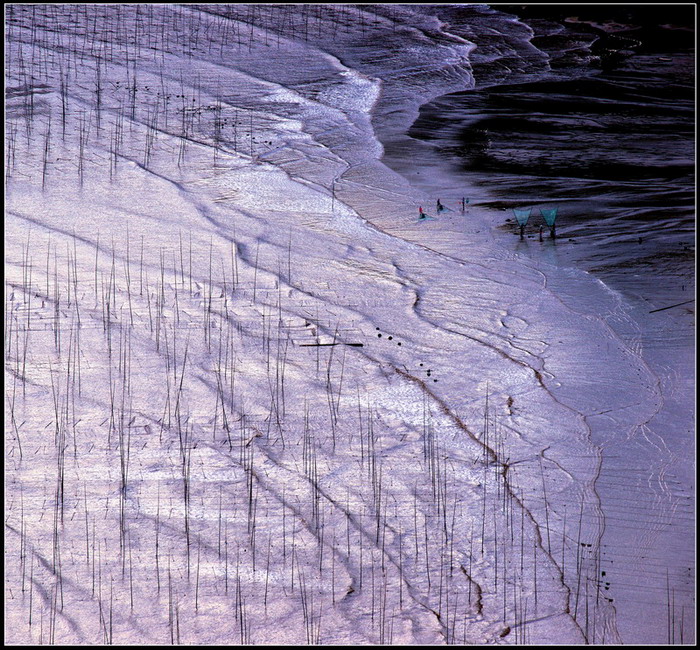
[369,12,695,629]
[376,105,695,643]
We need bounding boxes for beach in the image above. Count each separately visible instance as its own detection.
[4,5,694,645]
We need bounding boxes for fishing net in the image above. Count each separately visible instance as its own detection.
[512,208,531,226]
[540,207,558,227]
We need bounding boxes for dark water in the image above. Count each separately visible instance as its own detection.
[403,5,695,298]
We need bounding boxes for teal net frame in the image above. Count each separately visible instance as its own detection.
[540,207,558,227]
[513,208,531,226]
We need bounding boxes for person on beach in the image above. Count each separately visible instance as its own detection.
[437,198,444,213]
[419,206,426,220]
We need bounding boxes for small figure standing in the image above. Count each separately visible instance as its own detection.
[419,206,426,220]
[437,198,444,213]
[539,225,544,242]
